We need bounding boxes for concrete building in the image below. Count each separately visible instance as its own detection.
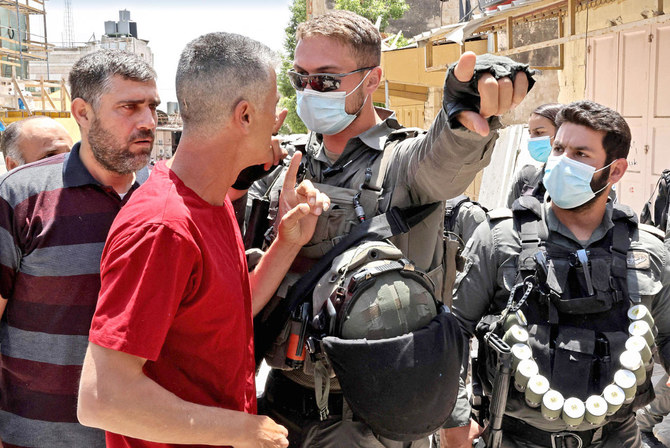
[152,127,182,164]
[29,9,154,82]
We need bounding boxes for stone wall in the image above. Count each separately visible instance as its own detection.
[325,0,461,37]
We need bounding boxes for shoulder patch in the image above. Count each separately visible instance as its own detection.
[626,249,651,270]
[487,207,513,221]
[638,223,665,241]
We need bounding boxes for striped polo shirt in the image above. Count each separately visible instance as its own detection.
[0,143,148,448]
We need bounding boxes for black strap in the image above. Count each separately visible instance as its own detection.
[254,202,440,365]
[501,416,601,447]
[511,195,547,273]
[285,202,439,313]
[655,169,670,231]
[445,194,471,232]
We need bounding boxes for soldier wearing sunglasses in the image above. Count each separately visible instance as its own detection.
[237,10,536,448]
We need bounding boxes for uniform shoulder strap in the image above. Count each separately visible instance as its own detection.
[638,223,665,241]
[366,126,426,193]
[486,207,513,222]
[511,195,547,272]
[607,204,637,278]
[612,203,637,223]
[365,141,395,192]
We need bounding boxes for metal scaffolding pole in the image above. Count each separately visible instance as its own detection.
[42,0,50,79]
[15,0,23,77]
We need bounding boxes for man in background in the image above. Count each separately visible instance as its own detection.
[1,115,73,171]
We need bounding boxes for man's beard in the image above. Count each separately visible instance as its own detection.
[345,87,368,116]
[88,117,154,175]
[570,165,611,212]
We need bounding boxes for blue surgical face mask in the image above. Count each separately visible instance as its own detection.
[296,70,371,135]
[527,136,552,162]
[543,155,614,209]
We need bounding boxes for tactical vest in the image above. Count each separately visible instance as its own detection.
[257,127,442,383]
[478,196,654,423]
[443,195,483,306]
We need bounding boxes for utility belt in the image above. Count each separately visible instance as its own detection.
[265,370,346,422]
[501,416,605,448]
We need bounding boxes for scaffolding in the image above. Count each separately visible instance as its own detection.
[0,0,70,121]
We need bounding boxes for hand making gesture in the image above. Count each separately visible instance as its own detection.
[276,152,330,248]
[448,51,531,137]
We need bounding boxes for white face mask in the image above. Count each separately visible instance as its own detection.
[296,70,371,135]
[543,155,614,209]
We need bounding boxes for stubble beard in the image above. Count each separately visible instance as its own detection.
[569,166,612,212]
[88,117,153,175]
[345,87,368,117]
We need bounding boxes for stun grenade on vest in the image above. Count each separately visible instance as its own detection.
[285,302,310,369]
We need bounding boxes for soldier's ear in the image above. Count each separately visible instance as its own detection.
[608,158,628,184]
[364,66,383,94]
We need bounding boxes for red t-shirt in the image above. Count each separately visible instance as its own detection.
[89,162,256,448]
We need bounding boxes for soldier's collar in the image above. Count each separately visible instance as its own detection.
[357,107,397,151]
[545,201,615,246]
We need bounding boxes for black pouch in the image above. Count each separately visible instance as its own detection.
[595,331,627,391]
[552,327,595,400]
[528,324,551,378]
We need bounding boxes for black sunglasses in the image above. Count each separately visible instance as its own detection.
[287,66,376,93]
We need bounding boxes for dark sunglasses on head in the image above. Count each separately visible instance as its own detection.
[287,66,376,93]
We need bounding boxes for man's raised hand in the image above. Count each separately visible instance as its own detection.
[277,152,330,247]
[448,51,530,137]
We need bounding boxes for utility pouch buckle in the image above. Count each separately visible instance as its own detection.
[551,432,583,448]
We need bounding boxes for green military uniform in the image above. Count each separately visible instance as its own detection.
[448,200,670,447]
[253,106,501,448]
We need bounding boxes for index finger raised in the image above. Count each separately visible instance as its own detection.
[282,151,302,192]
[273,109,288,135]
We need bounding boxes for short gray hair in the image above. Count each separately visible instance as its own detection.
[176,32,278,130]
[1,116,49,164]
[68,49,156,109]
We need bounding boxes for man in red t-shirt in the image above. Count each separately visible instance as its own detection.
[77,33,329,448]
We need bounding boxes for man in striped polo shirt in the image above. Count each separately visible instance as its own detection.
[0,49,159,448]
[1,116,73,172]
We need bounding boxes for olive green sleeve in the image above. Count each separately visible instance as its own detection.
[451,219,507,338]
[443,219,507,428]
[387,108,502,206]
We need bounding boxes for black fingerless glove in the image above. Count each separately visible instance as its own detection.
[443,53,537,128]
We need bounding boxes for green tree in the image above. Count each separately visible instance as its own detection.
[279,0,410,134]
[334,0,409,32]
[278,0,307,135]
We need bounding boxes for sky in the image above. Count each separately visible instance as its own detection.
[40,0,293,105]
